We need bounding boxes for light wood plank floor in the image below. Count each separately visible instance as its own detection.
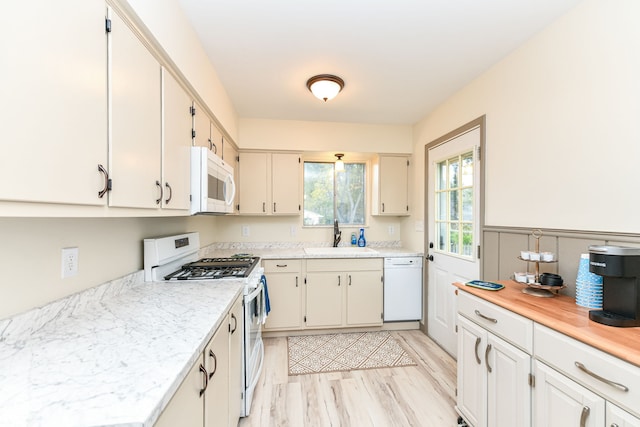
[239,330,458,427]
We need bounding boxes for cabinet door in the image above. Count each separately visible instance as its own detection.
[238,152,268,214]
[264,272,302,330]
[209,123,223,157]
[228,297,243,426]
[379,156,409,215]
[162,68,191,211]
[533,360,605,427]
[192,101,211,151]
[109,8,161,209]
[154,357,205,427]
[457,315,488,427]
[487,334,531,427]
[0,0,107,206]
[204,324,230,427]
[306,272,343,327]
[607,402,640,427]
[271,153,300,215]
[346,270,383,326]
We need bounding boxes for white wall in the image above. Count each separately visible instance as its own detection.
[404,0,640,251]
[239,118,413,153]
[0,216,221,319]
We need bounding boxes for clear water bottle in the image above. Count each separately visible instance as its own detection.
[357,228,366,247]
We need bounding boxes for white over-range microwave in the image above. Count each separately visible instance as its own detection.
[190,146,236,215]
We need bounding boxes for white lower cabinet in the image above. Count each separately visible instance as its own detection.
[305,258,383,329]
[154,295,242,427]
[457,315,531,427]
[457,289,640,427]
[263,260,303,331]
[607,402,640,427]
[533,360,605,427]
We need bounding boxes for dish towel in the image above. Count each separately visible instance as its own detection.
[261,274,271,324]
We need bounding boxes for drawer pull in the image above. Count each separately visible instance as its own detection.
[276,264,288,268]
[611,424,620,427]
[485,344,492,373]
[199,364,208,397]
[474,309,497,323]
[574,362,629,392]
[579,406,590,427]
[474,337,481,364]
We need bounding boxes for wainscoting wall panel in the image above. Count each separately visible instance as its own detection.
[483,227,640,298]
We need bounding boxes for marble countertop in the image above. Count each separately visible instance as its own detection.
[0,276,243,427]
[203,246,423,259]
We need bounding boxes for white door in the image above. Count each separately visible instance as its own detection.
[427,127,481,356]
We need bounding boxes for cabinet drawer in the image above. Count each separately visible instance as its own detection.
[458,291,533,353]
[306,258,382,272]
[535,324,640,418]
[262,259,302,273]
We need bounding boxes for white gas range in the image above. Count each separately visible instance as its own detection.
[143,232,266,418]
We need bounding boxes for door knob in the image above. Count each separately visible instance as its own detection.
[427,255,434,261]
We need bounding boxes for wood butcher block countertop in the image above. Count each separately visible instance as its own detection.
[454,280,640,367]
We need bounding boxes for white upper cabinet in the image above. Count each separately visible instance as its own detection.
[161,68,192,211]
[238,152,301,215]
[371,155,410,216]
[192,102,223,157]
[108,7,162,209]
[0,0,107,206]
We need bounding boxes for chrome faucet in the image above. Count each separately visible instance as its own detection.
[333,219,342,247]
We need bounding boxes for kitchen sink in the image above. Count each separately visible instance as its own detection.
[304,247,379,255]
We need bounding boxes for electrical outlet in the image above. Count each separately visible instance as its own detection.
[388,225,395,235]
[242,225,250,237]
[61,247,79,278]
[290,226,297,237]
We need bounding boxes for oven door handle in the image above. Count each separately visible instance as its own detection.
[246,281,264,302]
[247,338,265,393]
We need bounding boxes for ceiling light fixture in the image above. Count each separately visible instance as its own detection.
[306,74,345,102]
[334,153,345,172]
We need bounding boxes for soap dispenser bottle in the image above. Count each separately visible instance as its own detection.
[351,232,357,246]
[357,228,366,247]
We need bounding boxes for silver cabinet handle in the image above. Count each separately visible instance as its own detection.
[580,406,590,427]
[474,337,481,364]
[273,202,276,213]
[155,180,163,205]
[199,364,208,397]
[474,309,497,323]
[208,349,217,380]
[262,202,266,212]
[574,361,629,392]
[348,275,352,286]
[164,182,172,204]
[485,343,492,373]
[382,202,385,212]
[295,276,298,287]
[611,424,619,427]
[338,275,341,286]
[98,164,110,198]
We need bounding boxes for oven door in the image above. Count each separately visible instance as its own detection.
[242,281,265,416]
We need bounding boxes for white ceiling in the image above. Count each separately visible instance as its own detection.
[177,0,582,125]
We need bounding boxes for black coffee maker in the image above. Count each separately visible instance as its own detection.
[588,245,640,327]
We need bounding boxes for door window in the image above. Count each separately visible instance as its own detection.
[435,150,475,258]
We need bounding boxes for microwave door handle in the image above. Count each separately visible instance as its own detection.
[224,174,236,205]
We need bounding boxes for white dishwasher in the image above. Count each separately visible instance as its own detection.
[383,257,423,322]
